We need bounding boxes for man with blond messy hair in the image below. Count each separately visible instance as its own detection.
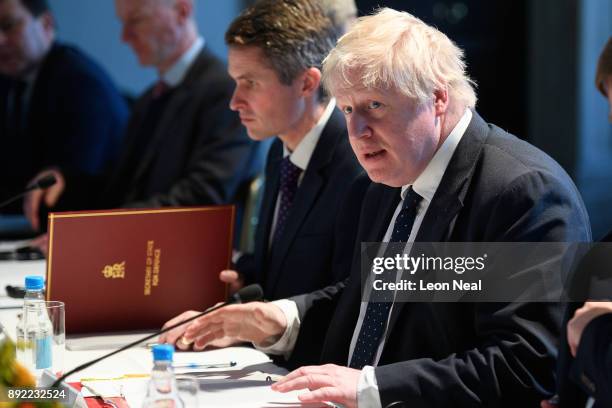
[162,8,590,407]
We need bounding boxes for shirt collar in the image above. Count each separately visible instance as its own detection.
[161,37,205,87]
[401,108,473,202]
[283,98,336,171]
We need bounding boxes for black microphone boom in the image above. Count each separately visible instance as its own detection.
[0,174,57,209]
[51,284,264,388]
[35,174,57,189]
[231,283,263,304]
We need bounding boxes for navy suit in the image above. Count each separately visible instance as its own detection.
[236,109,366,300]
[289,112,591,407]
[569,313,612,407]
[556,231,612,408]
[0,43,128,212]
[103,48,264,214]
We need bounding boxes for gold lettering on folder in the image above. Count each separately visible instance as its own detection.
[144,240,162,295]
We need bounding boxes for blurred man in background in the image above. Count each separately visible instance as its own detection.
[544,36,612,408]
[25,0,263,232]
[318,0,358,34]
[0,0,128,221]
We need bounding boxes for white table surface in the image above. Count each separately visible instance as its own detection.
[0,256,322,407]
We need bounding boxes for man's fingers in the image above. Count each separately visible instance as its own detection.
[175,336,193,350]
[193,328,225,350]
[297,387,342,404]
[273,373,332,393]
[160,311,200,344]
[219,269,240,283]
[274,365,329,385]
[44,182,64,207]
[28,234,48,249]
[24,189,43,230]
[183,315,220,341]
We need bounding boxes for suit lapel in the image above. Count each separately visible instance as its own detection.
[104,97,151,200]
[130,88,190,186]
[265,110,345,294]
[127,50,212,193]
[367,184,401,242]
[383,111,490,348]
[254,142,282,283]
[321,184,400,364]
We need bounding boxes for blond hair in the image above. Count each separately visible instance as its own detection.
[322,8,477,108]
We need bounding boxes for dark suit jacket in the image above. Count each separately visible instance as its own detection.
[556,231,612,408]
[236,109,367,300]
[0,42,128,211]
[569,313,612,407]
[290,111,591,407]
[104,48,264,211]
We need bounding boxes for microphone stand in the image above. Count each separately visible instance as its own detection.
[0,175,57,209]
[52,284,263,387]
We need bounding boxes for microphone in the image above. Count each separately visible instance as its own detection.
[51,284,263,387]
[0,174,57,209]
[35,174,57,189]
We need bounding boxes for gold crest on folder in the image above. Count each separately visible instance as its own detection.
[102,261,126,279]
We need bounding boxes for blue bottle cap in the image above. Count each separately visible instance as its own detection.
[152,344,174,361]
[25,276,44,291]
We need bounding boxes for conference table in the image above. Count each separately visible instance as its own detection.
[0,246,325,407]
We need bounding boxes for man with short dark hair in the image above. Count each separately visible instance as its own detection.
[0,0,128,219]
[160,0,365,344]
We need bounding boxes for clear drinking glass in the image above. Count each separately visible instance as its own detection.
[176,376,199,407]
[16,300,65,381]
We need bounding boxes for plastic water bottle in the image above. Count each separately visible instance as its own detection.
[15,275,53,378]
[143,344,184,408]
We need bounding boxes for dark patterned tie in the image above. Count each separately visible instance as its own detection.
[273,156,302,243]
[152,80,169,99]
[349,187,423,369]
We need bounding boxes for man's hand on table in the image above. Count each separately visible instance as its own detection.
[272,364,360,408]
[182,302,286,351]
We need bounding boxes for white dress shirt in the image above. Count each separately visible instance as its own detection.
[160,37,204,87]
[261,109,473,407]
[268,99,336,244]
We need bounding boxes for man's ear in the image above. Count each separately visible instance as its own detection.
[300,67,322,98]
[433,88,449,116]
[175,0,193,24]
[39,11,55,37]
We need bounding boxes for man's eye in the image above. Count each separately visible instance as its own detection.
[368,101,382,109]
[342,106,353,114]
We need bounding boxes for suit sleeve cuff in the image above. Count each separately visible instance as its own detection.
[358,366,382,408]
[254,299,300,360]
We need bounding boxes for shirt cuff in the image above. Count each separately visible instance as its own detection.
[358,366,382,408]
[254,299,301,360]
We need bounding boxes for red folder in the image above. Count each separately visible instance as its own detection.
[46,206,233,334]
